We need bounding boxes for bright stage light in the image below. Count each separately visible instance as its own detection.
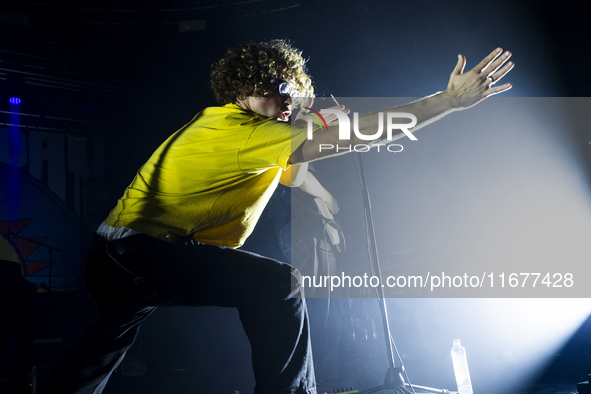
[315,97,591,393]
[9,97,22,105]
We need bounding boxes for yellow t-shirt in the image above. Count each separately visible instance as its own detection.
[104,104,308,248]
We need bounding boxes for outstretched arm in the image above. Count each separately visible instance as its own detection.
[291,48,514,163]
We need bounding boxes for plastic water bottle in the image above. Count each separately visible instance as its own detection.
[451,339,473,394]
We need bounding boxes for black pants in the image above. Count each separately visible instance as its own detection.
[42,234,316,394]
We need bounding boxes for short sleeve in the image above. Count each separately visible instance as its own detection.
[239,119,308,171]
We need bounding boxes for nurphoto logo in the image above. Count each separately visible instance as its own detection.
[304,107,417,153]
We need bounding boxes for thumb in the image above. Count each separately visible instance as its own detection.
[451,54,466,76]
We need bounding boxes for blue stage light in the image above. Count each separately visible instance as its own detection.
[9,97,22,105]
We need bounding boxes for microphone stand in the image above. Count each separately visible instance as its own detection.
[353,152,449,394]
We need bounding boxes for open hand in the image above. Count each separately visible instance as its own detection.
[443,48,514,109]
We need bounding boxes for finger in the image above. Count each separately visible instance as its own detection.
[472,48,503,73]
[451,54,466,76]
[323,113,338,123]
[488,61,514,84]
[484,51,512,75]
[486,82,513,96]
[329,200,339,214]
[326,104,349,111]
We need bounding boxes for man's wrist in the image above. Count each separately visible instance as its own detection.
[436,89,484,112]
[433,90,464,112]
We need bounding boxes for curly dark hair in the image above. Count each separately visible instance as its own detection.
[210,39,314,105]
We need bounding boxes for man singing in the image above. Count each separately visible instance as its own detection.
[43,39,513,393]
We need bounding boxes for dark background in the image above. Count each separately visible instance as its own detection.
[1,1,590,393]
